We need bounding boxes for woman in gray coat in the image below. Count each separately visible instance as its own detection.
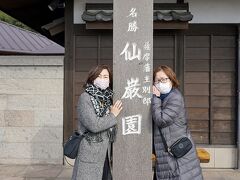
[152,65,203,180]
[71,65,123,180]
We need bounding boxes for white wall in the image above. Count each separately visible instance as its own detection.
[198,147,237,169]
[0,56,64,165]
[74,0,86,24]
[187,0,240,23]
[74,0,240,24]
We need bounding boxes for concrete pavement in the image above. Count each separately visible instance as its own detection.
[0,165,240,180]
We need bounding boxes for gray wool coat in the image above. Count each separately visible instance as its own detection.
[152,88,203,180]
[71,92,117,180]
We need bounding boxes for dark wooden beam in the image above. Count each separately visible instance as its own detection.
[42,17,65,36]
[177,0,184,4]
[86,21,113,29]
[237,24,240,169]
[209,35,213,145]
[85,3,189,11]
[86,3,113,10]
[63,0,74,143]
[186,24,237,36]
[154,21,188,29]
[85,21,189,30]
[175,31,185,93]
[154,3,189,10]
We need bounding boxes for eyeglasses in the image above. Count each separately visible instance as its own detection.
[154,78,170,84]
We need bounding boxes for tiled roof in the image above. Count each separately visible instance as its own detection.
[154,11,193,21]
[82,11,113,22]
[82,10,193,22]
[0,21,64,55]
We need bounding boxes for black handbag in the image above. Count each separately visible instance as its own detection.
[64,131,87,159]
[159,127,192,158]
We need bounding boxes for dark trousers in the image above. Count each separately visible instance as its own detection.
[102,151,112,180]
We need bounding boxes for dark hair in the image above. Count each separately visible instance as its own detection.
[83,64,113,89]
[153,65,180,88]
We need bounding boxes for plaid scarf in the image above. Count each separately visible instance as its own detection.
[85,83,113,117]
[85,84,117,143]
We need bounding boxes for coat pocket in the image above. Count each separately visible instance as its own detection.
[78,138,102,163]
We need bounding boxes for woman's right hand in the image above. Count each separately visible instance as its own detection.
[153,85,161,97]
[110,100,123,117]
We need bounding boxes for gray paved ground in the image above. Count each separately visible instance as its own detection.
[0,165,240,180]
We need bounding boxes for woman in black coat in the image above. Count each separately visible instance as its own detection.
[152,65,203,180]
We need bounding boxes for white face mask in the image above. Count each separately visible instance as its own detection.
[155,81,172,94]
[93,78,110,90]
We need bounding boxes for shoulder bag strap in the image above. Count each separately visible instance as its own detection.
[158,127,169,153]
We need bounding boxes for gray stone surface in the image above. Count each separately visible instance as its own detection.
[0,66,63,79]
[0,56,64,66]
[0,111,5,126]
[113,0,153,179]
[4,110,34,127]
[7,95,63,110]
[0,95,7,110]
[0,165,240,180]
[1,127,62,143]
[0,56,64,165]
[34,110,63,127]
[0,79,63,95]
